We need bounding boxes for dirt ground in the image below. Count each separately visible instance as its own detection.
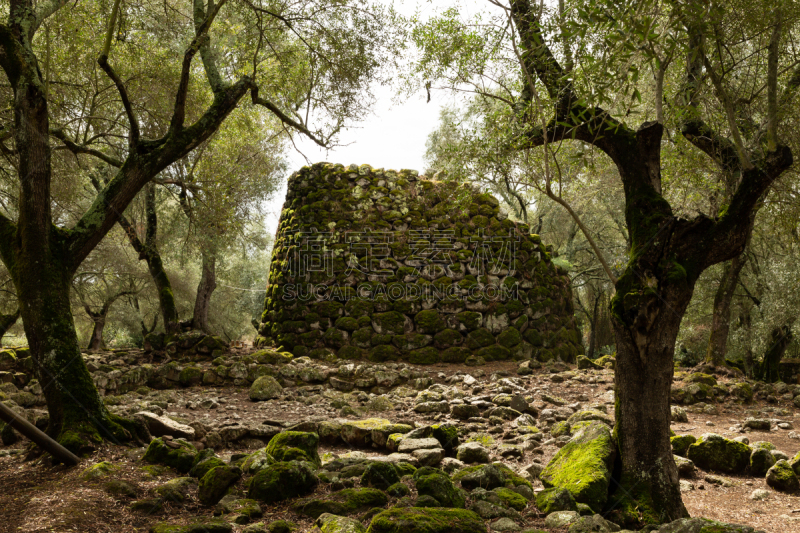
[1,359,799,533]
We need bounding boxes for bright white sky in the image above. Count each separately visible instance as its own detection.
[265,0,494,233]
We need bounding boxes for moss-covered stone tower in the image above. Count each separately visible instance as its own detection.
[256,162,583,364]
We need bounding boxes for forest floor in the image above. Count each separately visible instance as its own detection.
[1,355,799,533]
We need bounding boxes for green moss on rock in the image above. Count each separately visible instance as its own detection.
[686,433,751,474]
[248,461,319,503]
[539,421,616,512]
[366,507,486,533]
[143,438,197,474]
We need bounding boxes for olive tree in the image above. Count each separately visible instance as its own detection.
[412,0,800,524]
[0,0,397,452]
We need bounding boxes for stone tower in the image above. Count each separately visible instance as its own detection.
[256,162,583,364]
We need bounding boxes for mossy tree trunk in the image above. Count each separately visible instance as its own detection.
[510,2,794,525]
[0,0,250,452]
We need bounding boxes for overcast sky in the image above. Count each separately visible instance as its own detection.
[265,0,494,233]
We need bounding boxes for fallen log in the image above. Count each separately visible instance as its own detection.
[0,401,80,465]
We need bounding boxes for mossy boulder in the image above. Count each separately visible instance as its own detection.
[766,459,800,492]
[361,461,401,490]
[415,472,466,508]
[249,376,283,401]
[452,463,529,492]
[153,477,197,503]
[248,461,319,503]
[750,447,777,476]
[81,461,118,481]
[535,487,577,514]
[264,431,320,466]
[730,382,754,402]
[291,487,389,518]
[143,438,198,474]
[686,433,751,474]
[431,424,460,454]
[670,435,697,457]
[189,453,227,479]
[341,418,411,448]
[316,513,367,533]
[198,465,241,505]
[241,448,276,475]
[366,507,486,533]
[492,487,527,510]
[178,366,203,387]
[539,421,616,512]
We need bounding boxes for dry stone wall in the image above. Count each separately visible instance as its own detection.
[256,162,583,364]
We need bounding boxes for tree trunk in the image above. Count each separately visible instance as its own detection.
[757,324,793,383]
[15,259,128,454]
[86,313,107,352]
[608,284,690,526]
[0,308,20,341]
[588,294,600,359]
[118,184,180,334]
[705,250,748,367]
[191,245,217,333]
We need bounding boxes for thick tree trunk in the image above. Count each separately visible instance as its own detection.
[191,246,217,333]
[15,260,128,453]
[705,253,748,367]
[609,291,689,526]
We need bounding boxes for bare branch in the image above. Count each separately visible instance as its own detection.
[50,128,123,167]
[251,86,328,147]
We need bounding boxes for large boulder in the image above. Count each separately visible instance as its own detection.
[248,461,319,503]
[361,462,401,490]
[452,463,531,492]
[366,508,486,533]
[264,431,321,466]
[198,465,241,506]
[414,471,466,508]
[143,438,198,474]
[249,376,282,401]
[539,421,616,512]
[535,487,577,514]
[686,433,751,474]
[765,459,800,492]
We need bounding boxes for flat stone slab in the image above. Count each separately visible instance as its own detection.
[136,411,195,440]
[398,437,441,453]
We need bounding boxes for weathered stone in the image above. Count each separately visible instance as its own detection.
[249,376,282,401]
[136,411,196,440]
